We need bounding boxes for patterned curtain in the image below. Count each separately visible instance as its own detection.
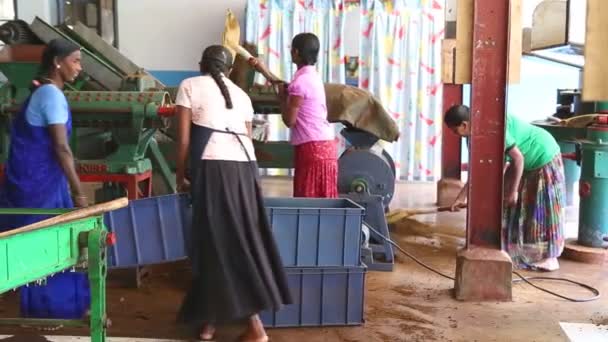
[359,0,445,181]
[245,0,346,84]
[245,0,348,176]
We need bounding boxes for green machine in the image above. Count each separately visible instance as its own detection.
[0,18,177,200]
[0,198,126,342]
[563,116,608,248]
[247,87,295,169]
[533,89,608,206]
[532,121,586,206]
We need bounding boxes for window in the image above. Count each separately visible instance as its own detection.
[529,0,586,68]
[0,0,15,49]
[60,0,117,47]
[0,0,15,22]
[568,0,586,46]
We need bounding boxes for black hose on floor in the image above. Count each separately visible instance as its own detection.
[511,271,600,302]
[365,225,601,302]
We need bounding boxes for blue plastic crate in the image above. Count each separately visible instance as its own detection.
[264,197,365,267]
[104,194,192,268]
[260,266,366,328]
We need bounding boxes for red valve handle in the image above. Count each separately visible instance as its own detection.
[579,181,591,198]
[157,105,176,117]
[105,232,117,247]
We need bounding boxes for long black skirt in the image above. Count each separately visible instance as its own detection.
[177,159,292,324]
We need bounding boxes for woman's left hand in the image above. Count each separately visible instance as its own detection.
[73,195,89,208]
[177,178,191,193]
[504,191,518,207]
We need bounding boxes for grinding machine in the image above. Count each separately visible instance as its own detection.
[245,81,399,271]
[0,17,401,272]
[533,88,608,206]
[561,115,608,249]
[0,18,177,202]
[532,84,608,257]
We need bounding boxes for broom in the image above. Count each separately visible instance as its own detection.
[222,9,283,84]
[385,203,466,225]
[222,10,254,62]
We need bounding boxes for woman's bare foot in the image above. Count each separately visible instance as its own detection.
[530,257,559,271]
[238,315,269,342]
[199,323,216,341]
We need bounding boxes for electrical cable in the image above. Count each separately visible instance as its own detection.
[511,271,600,302]
[365,224,600,302]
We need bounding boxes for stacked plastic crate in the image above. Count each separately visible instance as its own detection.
[260,197,367,328]
[102,194,367,327]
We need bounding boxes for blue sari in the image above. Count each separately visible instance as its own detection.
[0,88,90,319]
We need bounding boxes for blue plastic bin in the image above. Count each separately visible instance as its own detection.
[264,198,365,267]
[20,271,90,319]
[104,194,192,268]
[260,266,366,328]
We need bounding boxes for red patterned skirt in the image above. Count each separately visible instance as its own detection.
[293,140,338,198]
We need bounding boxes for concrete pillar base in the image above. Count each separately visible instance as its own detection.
[563,238,608,264]
[454,247,512,301]
[436,178,464,207]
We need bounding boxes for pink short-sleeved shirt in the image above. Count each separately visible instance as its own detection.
[287,65,334,146]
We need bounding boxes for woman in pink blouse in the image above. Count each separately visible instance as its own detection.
[251,33,338,198]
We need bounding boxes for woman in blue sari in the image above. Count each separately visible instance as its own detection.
[0,39,90,321]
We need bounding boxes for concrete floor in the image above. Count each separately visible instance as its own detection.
[1,179,607,342]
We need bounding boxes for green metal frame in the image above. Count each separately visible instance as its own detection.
[0,87,177,193]
[0,212,109,342]
[249,90,294,169]
[0,17,178,196]
[533,121,587,205]
[64,90,171,175]
[578,127,608,248]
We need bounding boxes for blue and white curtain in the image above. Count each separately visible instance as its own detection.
[359,0,444,181]
[245,0,347,84]
[245,0,445,181]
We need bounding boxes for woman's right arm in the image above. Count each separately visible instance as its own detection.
[48,125,87,207]
[248,58,282,83]
[450,181,468,211]
[175,105,192,192]
[280,92,301,128]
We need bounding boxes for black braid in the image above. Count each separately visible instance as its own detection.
[207,62,233,109]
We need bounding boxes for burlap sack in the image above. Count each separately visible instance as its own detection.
[324,83,399,142]
[228,47,399,142]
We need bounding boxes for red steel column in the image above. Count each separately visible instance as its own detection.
[454,0,512,301]
[437,84,464,207]
[468,0,508,248]
[441,84,463,179]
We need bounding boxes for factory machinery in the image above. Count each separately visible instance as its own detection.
[533,88,608,258]
[0,16,395,340]
[0,198,127,342]
[0,17,399,272]
[0,18,177,202]
[0,17,180,287]
[249,86,398,271]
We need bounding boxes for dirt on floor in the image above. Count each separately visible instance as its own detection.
[0,247,454,342]
[2,236,608,342]
[1,182,607,341]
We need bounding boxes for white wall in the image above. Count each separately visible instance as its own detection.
[117,0,362,72]
[16,0,57,25]
[117,0,248,72]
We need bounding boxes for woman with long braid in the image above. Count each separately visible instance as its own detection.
[174,45,292,342]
